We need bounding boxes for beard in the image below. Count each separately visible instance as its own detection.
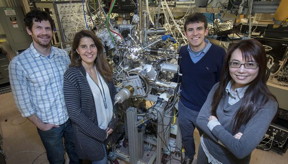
[38,41,51,48]
[33,34,52,48]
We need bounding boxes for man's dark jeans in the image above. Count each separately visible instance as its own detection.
[37,119,79,164]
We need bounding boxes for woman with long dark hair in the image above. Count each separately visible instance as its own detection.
[196,39,278,164]
[63,30,117,164]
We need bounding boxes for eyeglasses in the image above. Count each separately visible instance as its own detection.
[229,61,258,69]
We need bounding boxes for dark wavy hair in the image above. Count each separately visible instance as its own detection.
[211,39,277,133]
[24,9,55,31]
[70,30,113,82]
[184,12,208,31]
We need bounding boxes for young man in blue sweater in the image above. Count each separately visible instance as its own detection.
[176,13,226,164]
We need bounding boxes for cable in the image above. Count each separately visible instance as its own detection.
[257,132,276,151]
[105,0,116,44]
[110,29,124,39]
[145,0,155,26]
[162,0,186,44]
[82,0,89,29]
[86,0,96,28]
[32,152,47,164]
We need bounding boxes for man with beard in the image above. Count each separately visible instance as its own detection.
[9,9,80,164]
[175,13,226,164]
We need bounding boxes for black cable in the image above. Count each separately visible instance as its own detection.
[32,152,47,164]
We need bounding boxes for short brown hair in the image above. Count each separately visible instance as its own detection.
[184,13,208,31]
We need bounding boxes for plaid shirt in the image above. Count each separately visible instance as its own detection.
[9,43,70,125]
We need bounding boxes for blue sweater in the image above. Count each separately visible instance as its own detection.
[178,44,226,111]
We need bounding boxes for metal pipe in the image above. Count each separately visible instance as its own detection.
[138,0,143,44]
[143,11,148,45]
[248,0,254,39]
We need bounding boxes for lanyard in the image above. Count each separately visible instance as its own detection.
[95,71,108,109]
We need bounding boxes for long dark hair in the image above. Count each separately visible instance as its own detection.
[211,39,277,133]
[70,30,113,82]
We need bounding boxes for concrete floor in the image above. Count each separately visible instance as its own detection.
[1,92,288,164]
[0,92,48,164]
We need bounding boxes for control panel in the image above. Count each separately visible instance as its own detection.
[258,123,288,154]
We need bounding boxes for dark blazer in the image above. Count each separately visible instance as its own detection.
[63,65,117,161]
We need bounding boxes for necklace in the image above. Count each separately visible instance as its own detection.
[94,69,108,109]
[81,66,109,109]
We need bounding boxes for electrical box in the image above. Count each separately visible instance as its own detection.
[0,7,32,53]
[259,123,288,154]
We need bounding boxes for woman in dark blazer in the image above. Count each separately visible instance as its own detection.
[64,30,117,164]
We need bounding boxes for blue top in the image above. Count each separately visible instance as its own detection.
[188,39,212,63]
[9,43,70,125]
[178,44,226,111]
